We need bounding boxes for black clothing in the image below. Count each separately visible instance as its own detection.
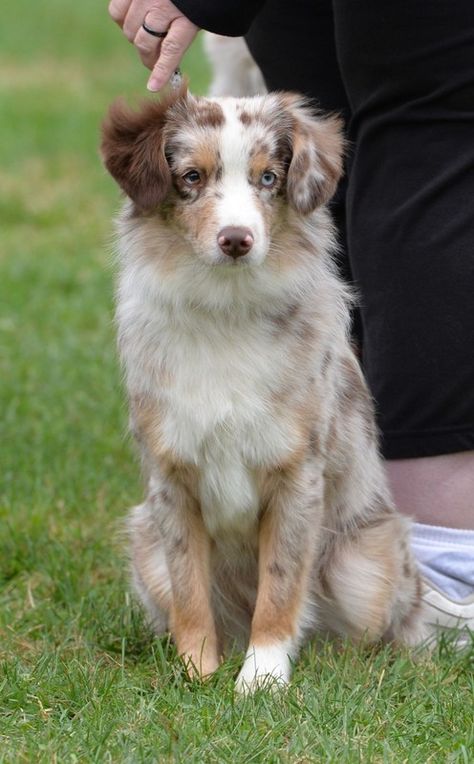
[173,0,265,36]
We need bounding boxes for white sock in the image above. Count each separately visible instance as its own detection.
[411,523,474,602]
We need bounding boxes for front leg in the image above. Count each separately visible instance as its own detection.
[236,460,323,693]
[152,474,220,679]
[130,396,219,678]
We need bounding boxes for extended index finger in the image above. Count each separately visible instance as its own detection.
[147,17,198,91]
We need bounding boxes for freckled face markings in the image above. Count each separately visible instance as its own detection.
[164,99,226,201]
[168,135,223,201]
[168,99,291,206]
[164,99,294,262]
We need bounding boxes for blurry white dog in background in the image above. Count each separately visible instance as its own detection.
[203,32,266,97]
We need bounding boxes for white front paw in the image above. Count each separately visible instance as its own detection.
[235,642,292,695]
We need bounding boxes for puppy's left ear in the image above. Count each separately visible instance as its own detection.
[284,95,345,215]
[101,85,188,211]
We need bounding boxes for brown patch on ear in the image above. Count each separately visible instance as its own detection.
[311,115,345,204]
[100,84,188,212]
[281,93,345,215]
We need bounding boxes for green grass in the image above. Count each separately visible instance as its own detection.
[0,2,473,761]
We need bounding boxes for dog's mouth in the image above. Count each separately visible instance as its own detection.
[209,250,255,268]
[217,256,252,267]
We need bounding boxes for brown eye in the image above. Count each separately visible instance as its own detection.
[182,169,201,185]
[260,170,277,188]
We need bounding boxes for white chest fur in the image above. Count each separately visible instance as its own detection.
[118,275,301,538]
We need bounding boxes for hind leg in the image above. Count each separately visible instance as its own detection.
[317,516,427,645]
[128,501,171,634]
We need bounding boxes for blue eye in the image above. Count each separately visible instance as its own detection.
[260,171,277,188]
[183,169,201,185]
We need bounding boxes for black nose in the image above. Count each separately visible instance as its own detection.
[217,226,254,259]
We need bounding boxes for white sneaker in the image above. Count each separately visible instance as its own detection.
[422,578,474,645]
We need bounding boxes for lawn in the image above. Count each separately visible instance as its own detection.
[0,1,473,761]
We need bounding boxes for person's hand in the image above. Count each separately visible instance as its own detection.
[109,0,199,91]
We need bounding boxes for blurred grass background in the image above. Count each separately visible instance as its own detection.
[0,2,473,762]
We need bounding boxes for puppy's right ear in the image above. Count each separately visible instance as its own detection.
[101,87,186,211]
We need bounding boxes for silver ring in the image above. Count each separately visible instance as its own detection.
[142,22,168,38]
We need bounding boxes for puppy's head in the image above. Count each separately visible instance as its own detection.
[101,89,344,267]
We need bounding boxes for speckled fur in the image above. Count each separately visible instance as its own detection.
[101,90,426,692]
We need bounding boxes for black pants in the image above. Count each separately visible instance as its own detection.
[246,0,474,459]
